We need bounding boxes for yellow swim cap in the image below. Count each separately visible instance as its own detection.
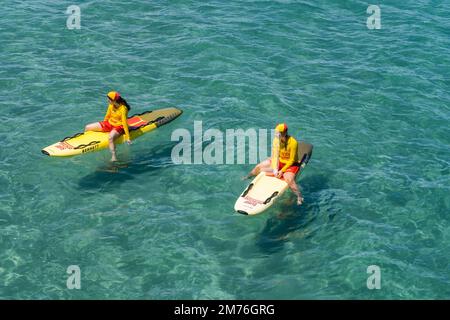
[275,123,288,133]
[107,91,121,101]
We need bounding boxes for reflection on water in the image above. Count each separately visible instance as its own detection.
[77,142,176,191]
[256,173,332,254]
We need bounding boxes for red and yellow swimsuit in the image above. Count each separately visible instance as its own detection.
[271,136,299,174]
[99,104,130,140]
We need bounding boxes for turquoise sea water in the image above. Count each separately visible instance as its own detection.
[1,0,449,299]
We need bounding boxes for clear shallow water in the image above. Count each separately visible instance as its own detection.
[1,0,449,299]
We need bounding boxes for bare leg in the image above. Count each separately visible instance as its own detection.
[108,129,121,162]
[85,122,103,132]
[243,158,272,180]
[283,172,303,205]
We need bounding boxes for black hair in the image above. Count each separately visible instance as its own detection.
[118,97,131,111]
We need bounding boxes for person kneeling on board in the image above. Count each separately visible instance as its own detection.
[84,91,132,162]
[244,123,304,205]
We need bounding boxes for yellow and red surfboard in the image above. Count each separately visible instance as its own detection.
[42,107,182,157]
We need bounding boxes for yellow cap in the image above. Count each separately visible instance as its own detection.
[275,123,288,133]
[107,91,120,101]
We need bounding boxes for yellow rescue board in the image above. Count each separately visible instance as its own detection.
[42,107,182,157]
[234,141,313,215]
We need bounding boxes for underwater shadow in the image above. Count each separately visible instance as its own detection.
[256,173,331,254]
[77,142,177,192]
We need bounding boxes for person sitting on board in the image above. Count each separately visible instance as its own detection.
[244,123,304,205]
[84,91,132,162]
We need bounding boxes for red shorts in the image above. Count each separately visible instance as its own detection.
[270,160,300,175]
[99,121,124,134]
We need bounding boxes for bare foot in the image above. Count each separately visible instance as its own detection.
[297,197,304,205]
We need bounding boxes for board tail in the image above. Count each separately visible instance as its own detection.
[297,142,313,170]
